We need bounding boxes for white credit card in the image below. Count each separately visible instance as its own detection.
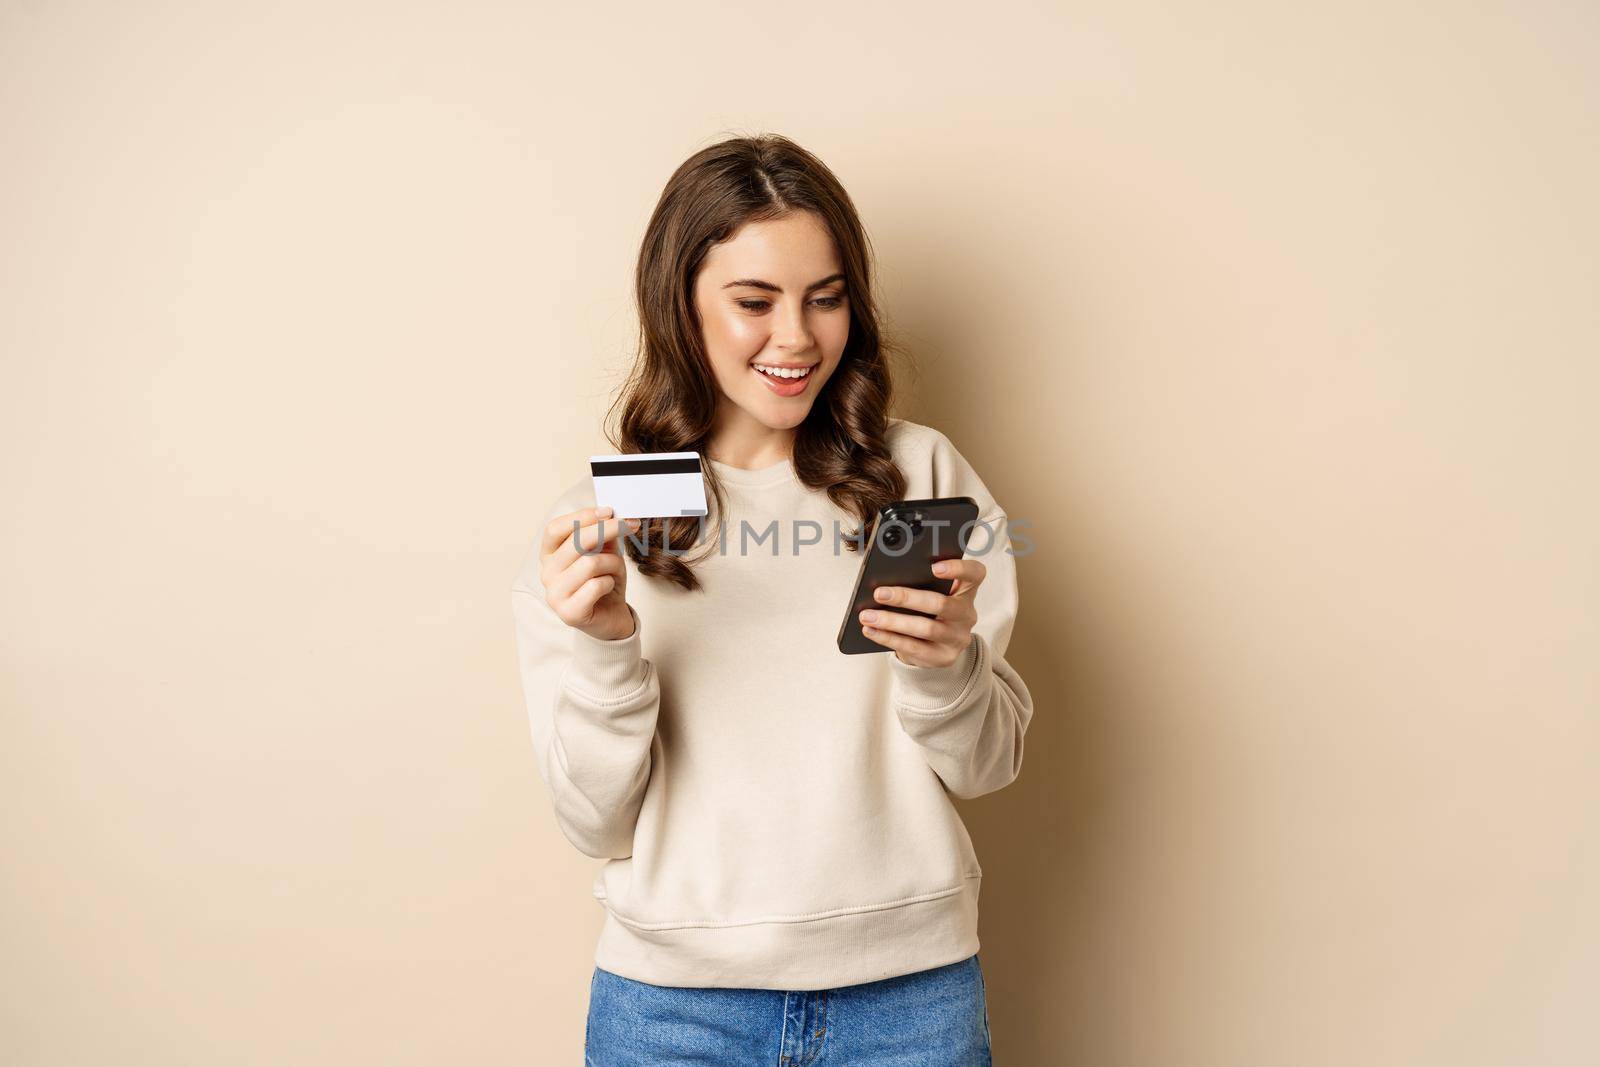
[590,451,708,519]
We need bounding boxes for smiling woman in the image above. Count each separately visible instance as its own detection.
[510,133,1028,1066]
[695,217,851,413]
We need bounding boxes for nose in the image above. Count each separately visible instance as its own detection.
[773,298,814,353]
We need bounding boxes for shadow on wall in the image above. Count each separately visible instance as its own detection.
[883,193,1130,1059]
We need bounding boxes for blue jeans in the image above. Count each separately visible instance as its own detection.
[584,952,992,1065]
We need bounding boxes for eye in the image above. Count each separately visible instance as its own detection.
[734,294,846,312]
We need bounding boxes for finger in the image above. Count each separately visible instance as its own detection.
[859,606,949,642]
[542,506,612,558]
[870,584,947,617]
[860,623,937,664]
[565,573,618,620]
[936,558,987,598]
[550,568,624,626]
[550,515,640,571]
[547,544,626,603]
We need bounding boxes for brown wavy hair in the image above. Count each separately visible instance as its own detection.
[602,133,907,592]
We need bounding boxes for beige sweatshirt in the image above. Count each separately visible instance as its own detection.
[509,417,1034,990]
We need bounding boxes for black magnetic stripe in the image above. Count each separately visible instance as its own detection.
[590,458,704,477]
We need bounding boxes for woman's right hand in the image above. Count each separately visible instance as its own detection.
[540,505,642,641]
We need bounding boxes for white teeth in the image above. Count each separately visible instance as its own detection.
[754,364,813,380]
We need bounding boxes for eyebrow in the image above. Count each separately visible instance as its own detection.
[720,272,845,294]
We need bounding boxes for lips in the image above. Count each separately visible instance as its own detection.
[751,362,815,397]
[751,362,817,374]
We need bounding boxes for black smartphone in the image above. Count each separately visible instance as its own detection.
[837,496,982,655]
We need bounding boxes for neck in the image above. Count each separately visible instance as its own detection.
[706,407,798,471]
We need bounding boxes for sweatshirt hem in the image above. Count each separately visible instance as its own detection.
[591,875,982,990]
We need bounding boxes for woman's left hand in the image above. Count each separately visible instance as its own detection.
[859,558,985,668]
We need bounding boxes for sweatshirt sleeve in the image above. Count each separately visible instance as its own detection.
[509,492,661,859]
[887,430,1035,800]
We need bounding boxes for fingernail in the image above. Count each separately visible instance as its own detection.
[597,506,614,517]
[933,561,950,574]
[861,610,878,623]
[874,588,890,601]
[625,518,641,529]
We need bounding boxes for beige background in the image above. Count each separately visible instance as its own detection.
[3,1,1596,1064]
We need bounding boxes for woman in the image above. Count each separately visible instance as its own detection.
[510,134,1034,1065]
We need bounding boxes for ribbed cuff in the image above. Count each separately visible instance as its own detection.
[566,604,650,700]
[889,632,985,712]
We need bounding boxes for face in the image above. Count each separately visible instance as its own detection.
[692,211,850,441]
